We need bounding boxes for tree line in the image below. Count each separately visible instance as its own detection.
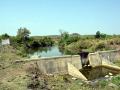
[1,28,120,56]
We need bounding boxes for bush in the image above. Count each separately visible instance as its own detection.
[99,80,108,88]
[108,38,120,45]
[95,41,107,51]
[111,75,120,86]
[1,33,10,39]
[58,31,80,48]
[66,40,93,54]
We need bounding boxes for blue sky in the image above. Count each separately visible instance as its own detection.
[0,0,120,36]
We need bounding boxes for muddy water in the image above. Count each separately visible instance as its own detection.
[80,66,120,80]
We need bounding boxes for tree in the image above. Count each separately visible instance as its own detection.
[16,27,31,48]
[17,27,31,42]
[59,31,70,47]
[95,31,106,39]
[101,33,106,39]
[1,33,10,39]
[95,31,101,39]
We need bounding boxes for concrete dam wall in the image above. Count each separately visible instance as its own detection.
[25,55,82,74]
[89,50,120,67]
[23,50,120,75]
[98,50,120,62]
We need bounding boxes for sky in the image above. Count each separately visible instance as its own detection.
[0,0,120,36]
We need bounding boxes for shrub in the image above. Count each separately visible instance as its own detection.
[95,41,109,51]
[99,80,108,88]
[66,40,93,54]
[58,31,80,48]
[107,38,120,45]
[111,75,120,86]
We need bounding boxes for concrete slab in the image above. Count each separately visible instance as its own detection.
[67,63,87,81]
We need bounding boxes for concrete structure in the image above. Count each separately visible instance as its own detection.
[89,52,102,67]
[98,50,120,62]
[1,39,10,45]
[24,50,120,75]
[20,49,120,81]
[102,61,120,70]
[25,55,82,74]
[89,50,120,67]
[68,62,87,80]
[24,55,88,80]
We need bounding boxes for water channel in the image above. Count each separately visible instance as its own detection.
[80,66,120,80]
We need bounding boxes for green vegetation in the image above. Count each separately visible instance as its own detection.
[95,31,106,39]
[15,27,54,48]
[58,31,120,54]
[58,31,80,48]
[1,29,120,56]
[1,33,10,39]
[29,36,54,48]
[0,27,55,57]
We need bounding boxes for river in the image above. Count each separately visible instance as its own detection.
[27,46,73,58]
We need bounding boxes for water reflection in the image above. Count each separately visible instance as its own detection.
[27,46,74,58]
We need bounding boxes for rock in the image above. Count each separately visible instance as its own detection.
[108,83,118,89]
[84,65,87,67]
[109,73,113,76]
[78,82,83,85]
[72,77,77,80]
[46,74,53,76]
[105,75,109,78]
[15,60,24,63]
[88,65,91,66]
[84,80,91,85]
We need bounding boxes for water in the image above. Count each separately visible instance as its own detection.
[80,66,120,80]
[28,46,72,58]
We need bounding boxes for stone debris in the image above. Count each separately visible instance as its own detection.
[72,77,77,80]
[105,75,109,78]
[109,72,113,76]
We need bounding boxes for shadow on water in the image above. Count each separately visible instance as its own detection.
[80,66,120,81]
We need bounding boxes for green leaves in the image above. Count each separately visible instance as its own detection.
[95,31,106,39]
[1,33,10,39]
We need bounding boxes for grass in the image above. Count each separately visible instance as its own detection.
[0,63,28,90]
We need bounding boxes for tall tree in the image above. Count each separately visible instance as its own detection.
[59,30,69,46]
[1,33,10,39]
[95,31,101,39]
[16,27,31,48]
[17,27,31,41]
